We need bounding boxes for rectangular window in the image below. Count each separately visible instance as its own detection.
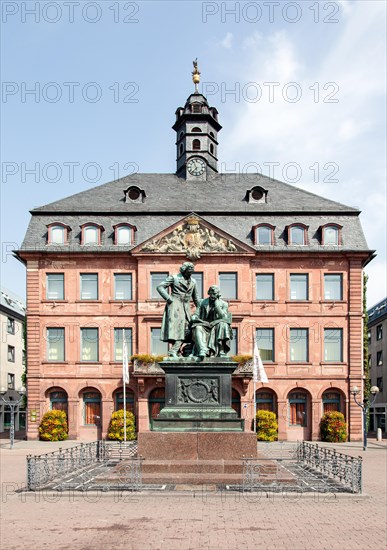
[324,328,343,362]
[81,328,99,362]
[151,272,169,299]
[7,373,15,390]
[324,274,343,300]
[377,324,383,341]
[368,354,372,368]
[377,351,383,366]
[377,377,383,392]
[151,328,169,356]
[290,329,308,362]
[256,274,274,300]
[192,272,203,300]
[368,330,371,342]
[47,328,65,362]
[290,274,308,300]
[229,328,238,356]
[114,274,132,300]
[256,328,274,361]
[219,272,237,300]
[46,273,64,300]
[80,273,98,300]
[7,346,15,362]
[114,328,133,361]
[7,317,15,334]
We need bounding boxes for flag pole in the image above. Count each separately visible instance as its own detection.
[253,378,257,436]
[123,329,127,444]
[253,338,257,437]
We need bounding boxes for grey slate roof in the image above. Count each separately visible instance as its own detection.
[31,173,358,214]
[19,173,371,255]
[1,287,26,320]
[20,212,370,253]
[368,298,387,325]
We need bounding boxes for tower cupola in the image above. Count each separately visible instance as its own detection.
[173,60,222,180]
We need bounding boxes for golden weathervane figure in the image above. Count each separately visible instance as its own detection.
[192,58,200,92]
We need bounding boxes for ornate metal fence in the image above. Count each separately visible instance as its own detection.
[26,440,140,491]
[26,441,106,490]
[105,440,138,460]
[296,441,362,493]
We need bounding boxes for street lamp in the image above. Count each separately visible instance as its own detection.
[0,386,26,449]
[351,385,379,451]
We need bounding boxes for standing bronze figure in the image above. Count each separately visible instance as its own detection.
[157,262,200,357]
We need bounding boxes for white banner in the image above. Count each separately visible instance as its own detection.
[123,329,129,384]
[253,340,268,383]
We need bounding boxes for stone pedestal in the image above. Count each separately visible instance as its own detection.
[138,431,257,460]
[151,358,244,432]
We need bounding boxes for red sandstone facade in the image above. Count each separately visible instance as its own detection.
[20,248,367,441]
[18,85,373,442]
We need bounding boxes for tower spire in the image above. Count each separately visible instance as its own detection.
[192,58,200,93]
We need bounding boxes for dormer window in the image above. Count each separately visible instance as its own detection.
[80,223,103,245]
[192,127,202,133]
[192,103,202,113]
[47,223,70,245]
[124,186,146,203]
[192,139,201,150]
[321,224,342,245]
[128,187,140,201]
[253,223,275,245]
[288,224,308,245]
[113,223,137,245]
[246,186,268,204]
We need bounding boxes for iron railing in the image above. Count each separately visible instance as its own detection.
[296,441,362,493]
[26,440,139,490]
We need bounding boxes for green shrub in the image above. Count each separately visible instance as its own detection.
[107,409,136,441]
[256,410,278,441]
[320,411,347,442]
[131,354,166,364]
[231,355,252,366]
[39,410,68,441]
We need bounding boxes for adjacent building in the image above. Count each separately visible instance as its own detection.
[17,72,374,441]
[0,287,26,433]
[368,297,387,432]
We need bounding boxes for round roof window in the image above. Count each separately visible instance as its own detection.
[251,187,264,201]
[128,187,141,201]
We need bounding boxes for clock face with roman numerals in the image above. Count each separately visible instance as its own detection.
[187,158,206,176]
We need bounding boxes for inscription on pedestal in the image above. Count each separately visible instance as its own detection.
[177,377,219,404]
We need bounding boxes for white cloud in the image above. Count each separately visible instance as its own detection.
[220,32,233,49]
[337,0,355,16]
[218,1,386,304]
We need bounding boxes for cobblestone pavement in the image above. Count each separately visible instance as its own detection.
[1,439,386,550]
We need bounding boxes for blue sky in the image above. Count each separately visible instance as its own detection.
[1,0,386,306]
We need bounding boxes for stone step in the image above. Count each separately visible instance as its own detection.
[142,460,278,475]
[142,472,243,485]
[141,472,297,486]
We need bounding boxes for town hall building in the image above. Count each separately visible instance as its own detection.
[17,66,374,442]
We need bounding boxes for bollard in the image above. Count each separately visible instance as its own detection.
[376,428,382,441]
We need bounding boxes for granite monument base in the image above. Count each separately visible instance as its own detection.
[138,431,257,461]
[151,358,244,432]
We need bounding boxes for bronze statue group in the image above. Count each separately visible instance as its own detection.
[157,262,233,360]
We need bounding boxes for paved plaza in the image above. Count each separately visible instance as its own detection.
[1,438,386,550]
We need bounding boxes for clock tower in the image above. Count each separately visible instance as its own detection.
[173,60,222,181]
